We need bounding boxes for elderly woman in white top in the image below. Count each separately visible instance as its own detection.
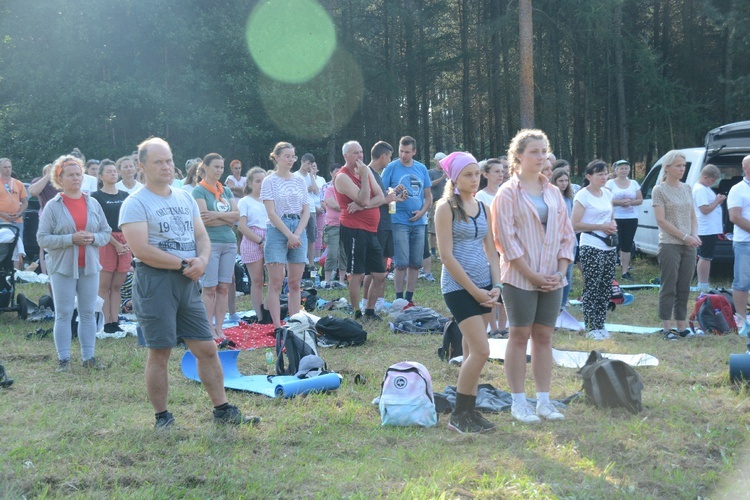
[37,155,111,372]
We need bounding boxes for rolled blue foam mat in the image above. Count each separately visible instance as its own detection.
[181,350,341,398]
[729,353,750,383]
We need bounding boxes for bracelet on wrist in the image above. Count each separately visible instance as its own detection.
[493,283,503,290]
[682,233,689,241]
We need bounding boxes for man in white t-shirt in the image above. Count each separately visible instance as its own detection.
[728,155,750,333]
[296,153,320,267]
[693,164,725,291]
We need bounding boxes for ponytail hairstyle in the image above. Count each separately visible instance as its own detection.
[441,179,469,223]
[507,129,550,176]
[478,158,503,190]
[658,150,687,184]
[269,141,294,171]
[197,153,223,179]
[243,166,266,195]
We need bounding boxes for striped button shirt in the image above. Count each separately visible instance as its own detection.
[491,174,575,291]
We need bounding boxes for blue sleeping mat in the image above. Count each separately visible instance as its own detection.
[181,350,341,398]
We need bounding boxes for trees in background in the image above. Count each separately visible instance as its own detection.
[1,0,749,180]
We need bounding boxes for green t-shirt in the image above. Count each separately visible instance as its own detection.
[191,184,236,243]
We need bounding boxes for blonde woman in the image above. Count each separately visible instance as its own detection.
[493,129,575,424]
[260,142,310,328]
[653,150,701,339]
[37,155,111,372]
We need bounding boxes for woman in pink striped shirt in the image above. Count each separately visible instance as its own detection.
[492,129,576,424]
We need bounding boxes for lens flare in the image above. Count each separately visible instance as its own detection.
[246,0,336,84]
[258,49,364,139]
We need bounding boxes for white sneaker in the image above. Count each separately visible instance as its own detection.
[511,402,541,424]
[599,328,611,339]
[536,402,565,421]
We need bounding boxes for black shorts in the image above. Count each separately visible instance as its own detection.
[377,229,394,259]
[340,225,386,275]
[443,285,493,323]
[697,234,719,260]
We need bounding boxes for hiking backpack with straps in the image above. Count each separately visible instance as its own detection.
[578,350,643,414]
[275,320,319,376]
[378,361,438,427]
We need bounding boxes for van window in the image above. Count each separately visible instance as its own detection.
[640,162,692,199]
[640,164,661,199]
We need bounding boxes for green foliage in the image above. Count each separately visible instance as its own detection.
[0,0,748,180]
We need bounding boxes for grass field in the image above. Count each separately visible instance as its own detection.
[2,256,750,498]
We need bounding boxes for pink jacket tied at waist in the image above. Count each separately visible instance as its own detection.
[491,174,575,291]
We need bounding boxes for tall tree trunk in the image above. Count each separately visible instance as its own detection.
[488,0,502,155]
[723,0,735,123]
[460,0,472,151]
[416,0,430,164]
[613,2,628,159]
[519,0,534,128]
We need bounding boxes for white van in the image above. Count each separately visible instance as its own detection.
[634,121,750,262]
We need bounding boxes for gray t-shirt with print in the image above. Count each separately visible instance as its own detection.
[119,186,200,261]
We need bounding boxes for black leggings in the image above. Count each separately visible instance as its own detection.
[615,218,638,253]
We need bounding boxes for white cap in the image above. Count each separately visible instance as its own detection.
[434,152,447,161]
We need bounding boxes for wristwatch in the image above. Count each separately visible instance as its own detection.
[179,259,189,272]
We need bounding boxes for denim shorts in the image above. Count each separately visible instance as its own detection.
[265,218,308,265]
[733,242,750,291]
[392,224,425,269]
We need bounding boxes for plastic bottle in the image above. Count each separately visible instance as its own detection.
[265,349,275,375]
[312,268,320,288]
[388,201,396,214]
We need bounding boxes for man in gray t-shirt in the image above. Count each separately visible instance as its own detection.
[120,137,259,429]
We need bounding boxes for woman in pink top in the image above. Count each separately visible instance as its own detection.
[492,129,575,424]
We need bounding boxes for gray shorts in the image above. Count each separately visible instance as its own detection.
[202,241,237,287]
[133,263,213,349]
[502,284,563,327]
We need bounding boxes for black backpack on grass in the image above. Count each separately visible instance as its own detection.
[578,350,643,414]
[314,316,367,347]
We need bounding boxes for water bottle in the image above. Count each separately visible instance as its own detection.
[388,201,396,214]
[311,268,320,287]
[265,349,275,375]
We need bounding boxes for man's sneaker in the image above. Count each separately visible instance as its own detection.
[448,411,485,434]
[363,313,382,322]
[56,359,71,373]
[227,313,242,323]
[663,329,680,340]
[536,402,565,421]
[82,357,106,370]
[213,404,261,426]
[405,301,416,309]
[423,272,436,282]
[470,410,496,432]
[154,412,175,430]
[621,272,634,282]
[600,328,611,339]
[511,402,541,424]
[354,310,363,320]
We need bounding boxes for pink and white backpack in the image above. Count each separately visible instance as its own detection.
[378,361,437,427]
